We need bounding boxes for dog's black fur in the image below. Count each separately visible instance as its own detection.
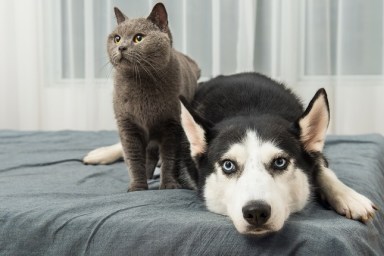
[182,72,328,196]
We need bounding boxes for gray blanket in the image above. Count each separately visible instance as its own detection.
[0,130,383,255]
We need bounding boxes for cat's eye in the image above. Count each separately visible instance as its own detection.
[221,160,237,174]
[114,35,121,44]
[272,157,289,171]
[133,34,144,44]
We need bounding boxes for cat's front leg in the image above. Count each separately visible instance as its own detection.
[316,165,377,222]
[158,121,183,189]
[119,120,148,192]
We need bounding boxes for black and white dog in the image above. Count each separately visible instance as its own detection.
[84,73,376,235]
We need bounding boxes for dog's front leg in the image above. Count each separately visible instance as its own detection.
[317,165,377,222]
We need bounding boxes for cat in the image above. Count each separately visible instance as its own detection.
[104,3,200,191]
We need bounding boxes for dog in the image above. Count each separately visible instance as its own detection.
[179,72,377,235]
[84,72,377,235]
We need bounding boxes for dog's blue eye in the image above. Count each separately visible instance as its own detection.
[222,160,236,174]
[272,157,288,170]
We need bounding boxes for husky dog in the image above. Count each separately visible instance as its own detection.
[84,72,376,235]
[180,73,377,235]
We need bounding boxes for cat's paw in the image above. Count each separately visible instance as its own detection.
[128,182,149,192]
[83,143,123,165]
[327,185,377,223]
[159,182,182,190]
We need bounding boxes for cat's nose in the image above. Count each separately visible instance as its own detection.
[118,46,127,52]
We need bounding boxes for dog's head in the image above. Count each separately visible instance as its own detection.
[181,89,329,235]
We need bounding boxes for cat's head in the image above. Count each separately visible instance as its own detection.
[107,3,173,73]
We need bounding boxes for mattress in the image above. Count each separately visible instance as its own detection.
[0,130,383,255]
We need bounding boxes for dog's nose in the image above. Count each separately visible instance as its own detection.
[242,200,271,226]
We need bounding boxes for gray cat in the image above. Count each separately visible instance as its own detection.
[107,3,200,191]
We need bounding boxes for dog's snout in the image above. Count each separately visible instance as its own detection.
[242,200,271,226]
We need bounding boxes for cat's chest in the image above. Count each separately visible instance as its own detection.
[114,86,178,127]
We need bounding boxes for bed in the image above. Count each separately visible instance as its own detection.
[0,130,383,255]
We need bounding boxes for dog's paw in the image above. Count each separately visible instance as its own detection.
[159,182,182,190]
[328,186,377,223]
[83,144,123,165]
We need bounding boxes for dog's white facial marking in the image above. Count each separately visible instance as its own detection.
[204,130,310,235]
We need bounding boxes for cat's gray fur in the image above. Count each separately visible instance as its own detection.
[108,3,200,191]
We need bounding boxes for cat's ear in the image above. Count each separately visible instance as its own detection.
[147,3,168,31]
[114,7,128,24]
[296,88,330,152]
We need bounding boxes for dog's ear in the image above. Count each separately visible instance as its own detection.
[297,88,330,152]
[114,7,128,24]
[180,100,209,158]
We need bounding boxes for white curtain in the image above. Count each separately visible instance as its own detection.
[0,0,42,130]
[1,0,383,134]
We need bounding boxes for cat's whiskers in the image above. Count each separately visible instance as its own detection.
[128,53,143,87]
[106,66,114,80]
[111,51,121,66]
[135,63,142,87]
[99,60,114,80]
[129,52,160,83]
[133,63,137,85]
[136,53,169,84]
[138,61,159,83]
[136,61,142,87]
